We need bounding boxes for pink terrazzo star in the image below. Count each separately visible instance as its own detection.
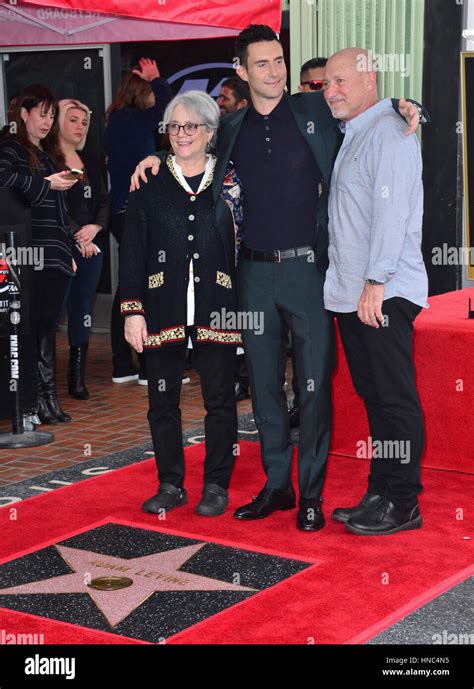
[0,543,257,627]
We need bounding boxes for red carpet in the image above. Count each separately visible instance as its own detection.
[0,441,472,644]
[331,288,474,473]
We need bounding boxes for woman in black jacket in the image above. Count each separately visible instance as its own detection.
[0,85,77,425]
[120,91,242,517]
[51,99,110,399]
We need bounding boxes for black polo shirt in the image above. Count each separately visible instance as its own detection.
[230,95,323,251]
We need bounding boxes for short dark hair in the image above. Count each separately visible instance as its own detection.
[300,57,328,80]
[221,76,250,104]
[236,24,281,69]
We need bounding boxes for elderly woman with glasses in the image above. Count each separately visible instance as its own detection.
[120,90,243,518]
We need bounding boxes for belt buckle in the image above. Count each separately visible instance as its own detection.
[275,249,281,263]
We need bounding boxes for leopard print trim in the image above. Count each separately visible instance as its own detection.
[196,326,242,345]
[148,272,164,289]
[144,326,186,348]
[166,154,216,193]
[216,271,232,289]
[121,299,144,314]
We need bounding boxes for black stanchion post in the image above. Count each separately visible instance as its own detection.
[0,231,54,448]
[6,231,24,435]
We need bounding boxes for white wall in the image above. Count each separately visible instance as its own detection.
[467,0,474,36]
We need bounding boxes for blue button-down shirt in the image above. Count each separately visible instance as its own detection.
[324,98,428,313]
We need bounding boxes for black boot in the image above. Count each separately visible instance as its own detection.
[68,344,89,400]
[38,334,72,424]
[37,391,59,425]
[37,340,59,425]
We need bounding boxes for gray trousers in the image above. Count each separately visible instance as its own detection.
[237,255,335,502]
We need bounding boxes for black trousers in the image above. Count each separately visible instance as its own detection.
[145,344,237,489]
[32,270,71,337]
[238,255,335,501]
[336,297,424,506]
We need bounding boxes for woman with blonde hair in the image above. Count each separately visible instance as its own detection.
[50,98,109,399]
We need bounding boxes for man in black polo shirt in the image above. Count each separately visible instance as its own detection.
[227,26,338,530]
[131,25,421,531]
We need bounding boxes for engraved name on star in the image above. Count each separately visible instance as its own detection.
[0,543,257,627]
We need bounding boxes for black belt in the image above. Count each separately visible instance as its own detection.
[242,245,317,262]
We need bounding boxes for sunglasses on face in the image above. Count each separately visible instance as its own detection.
[300,79,324,91]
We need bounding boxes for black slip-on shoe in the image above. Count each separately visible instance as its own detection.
[141,483,188,514]
[195,484,229,516]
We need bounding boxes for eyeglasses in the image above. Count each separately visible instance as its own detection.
[300,79,324,91]
[167,122,207,136]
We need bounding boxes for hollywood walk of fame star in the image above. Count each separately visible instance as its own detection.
[0,543,258,627]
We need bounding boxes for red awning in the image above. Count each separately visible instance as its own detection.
[22,0,282,33]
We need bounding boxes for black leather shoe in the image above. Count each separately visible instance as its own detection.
[288,402,300,429]
[195,484,229,516]
[142,483,188,514]
[233,487,296,520]
[346,497,422,536]
[297,499,325,531]
[332,492,384,524]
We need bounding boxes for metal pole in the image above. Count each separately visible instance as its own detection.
[5,231,23,435]
[0,231,53,448]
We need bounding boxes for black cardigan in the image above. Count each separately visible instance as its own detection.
[120,158,241,348]
[0,137,73,275]
[65,151,110,251]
